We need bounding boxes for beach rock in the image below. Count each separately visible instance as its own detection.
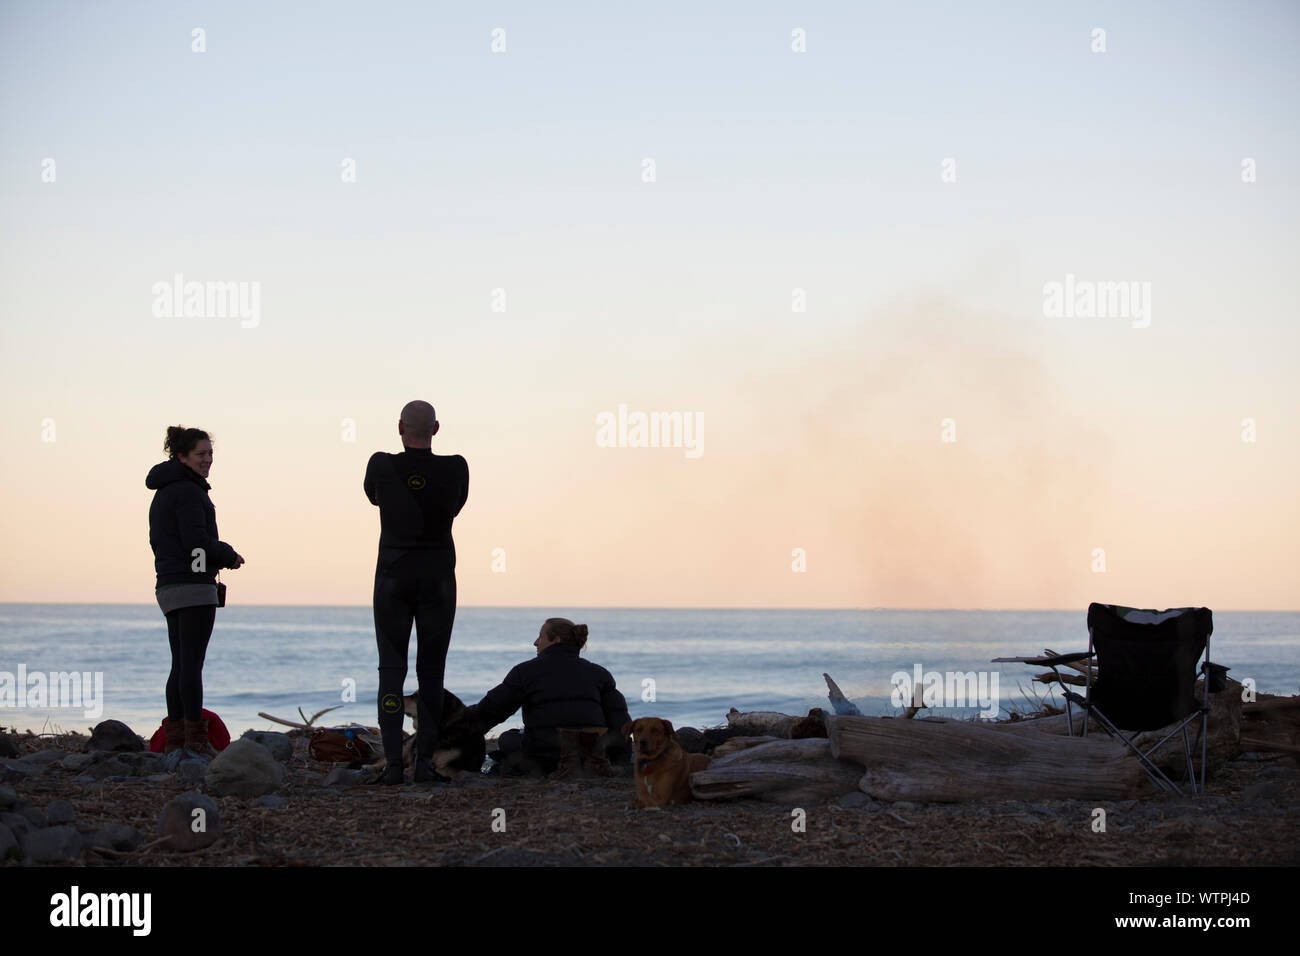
[20,825,83,863]
[70,775,96,786]
[157,792,222,852]
[88,823,144,852]
[0,758,47,783]
[60,753,96,772]
[252,795,285,809]
[324,767,364,787]
[17,805,47,828]
[129,752,164,773]
[205,738,286,798]
[19,749,67,766]
[0,736,18,758]
[0,822,16,860]
[86,720,145,753]
[837,792,874,809]
[45,800,75,826]
[177,759,208,784]
[0,784,17,809]
[84,757,132,780]
[160,749,210,773]
[1241,781,1284,800]
[241,731,293,762]
[1,811,32,837]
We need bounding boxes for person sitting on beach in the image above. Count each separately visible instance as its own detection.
[465,618,631,777]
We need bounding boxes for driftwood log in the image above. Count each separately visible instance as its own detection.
[1240,690,1300,760]
[701,680,1294,805]
[711,735,782,757]
[722,708,828,741]
[689,738,863,804]
[1243,694,1300,714]
[725,709,795,738]
[824,713,1154,802]
[823,673,863,716]
[257,705,344,730]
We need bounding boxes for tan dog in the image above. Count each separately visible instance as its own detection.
[622,717,710,807]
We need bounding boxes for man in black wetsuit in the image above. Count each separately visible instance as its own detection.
[364,400,469,784]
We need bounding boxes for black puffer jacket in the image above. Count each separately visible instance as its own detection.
[468,643,631,760]
[146,459,239,586]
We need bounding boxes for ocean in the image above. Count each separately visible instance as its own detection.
[1,604,1296,741]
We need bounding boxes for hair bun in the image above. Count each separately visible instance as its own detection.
[573,624,588,640]
[163,425,210,460]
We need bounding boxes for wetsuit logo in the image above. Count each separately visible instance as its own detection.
[406,475,426,491]
[381,693,402,714]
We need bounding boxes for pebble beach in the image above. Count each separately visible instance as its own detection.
[3,723,1298,868]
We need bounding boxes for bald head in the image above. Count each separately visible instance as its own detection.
[399,400,438,447]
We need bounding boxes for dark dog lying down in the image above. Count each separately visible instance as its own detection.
[367,690,486,777]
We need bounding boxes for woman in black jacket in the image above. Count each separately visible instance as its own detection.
[145,426,244,756]
[466,618,631,776]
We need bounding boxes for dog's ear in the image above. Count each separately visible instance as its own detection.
[660,719,675,738]
[620,720,634,738]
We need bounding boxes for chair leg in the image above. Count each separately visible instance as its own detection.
[1199,709,1209,795]
[1090,708,1184,795]
[1052,665,1076,736]
[1180,724,1196,796]
[1200,637,1212,795]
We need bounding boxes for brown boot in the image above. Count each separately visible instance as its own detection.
[163,718,185,754]
[184,718,217,758]
[550,728,586,780]
[579,728,618,777]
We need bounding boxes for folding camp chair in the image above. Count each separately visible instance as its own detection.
[1066,603,1219,796]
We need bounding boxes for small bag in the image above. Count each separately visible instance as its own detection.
[1205,662,1230,694]
[309,726,375,763]
[215,572,227,608]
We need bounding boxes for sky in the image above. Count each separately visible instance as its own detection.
[1,0,1297,609]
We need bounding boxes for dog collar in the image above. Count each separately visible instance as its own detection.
[638,747,670,773]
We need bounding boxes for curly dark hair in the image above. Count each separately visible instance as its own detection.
[163,425,211,460]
